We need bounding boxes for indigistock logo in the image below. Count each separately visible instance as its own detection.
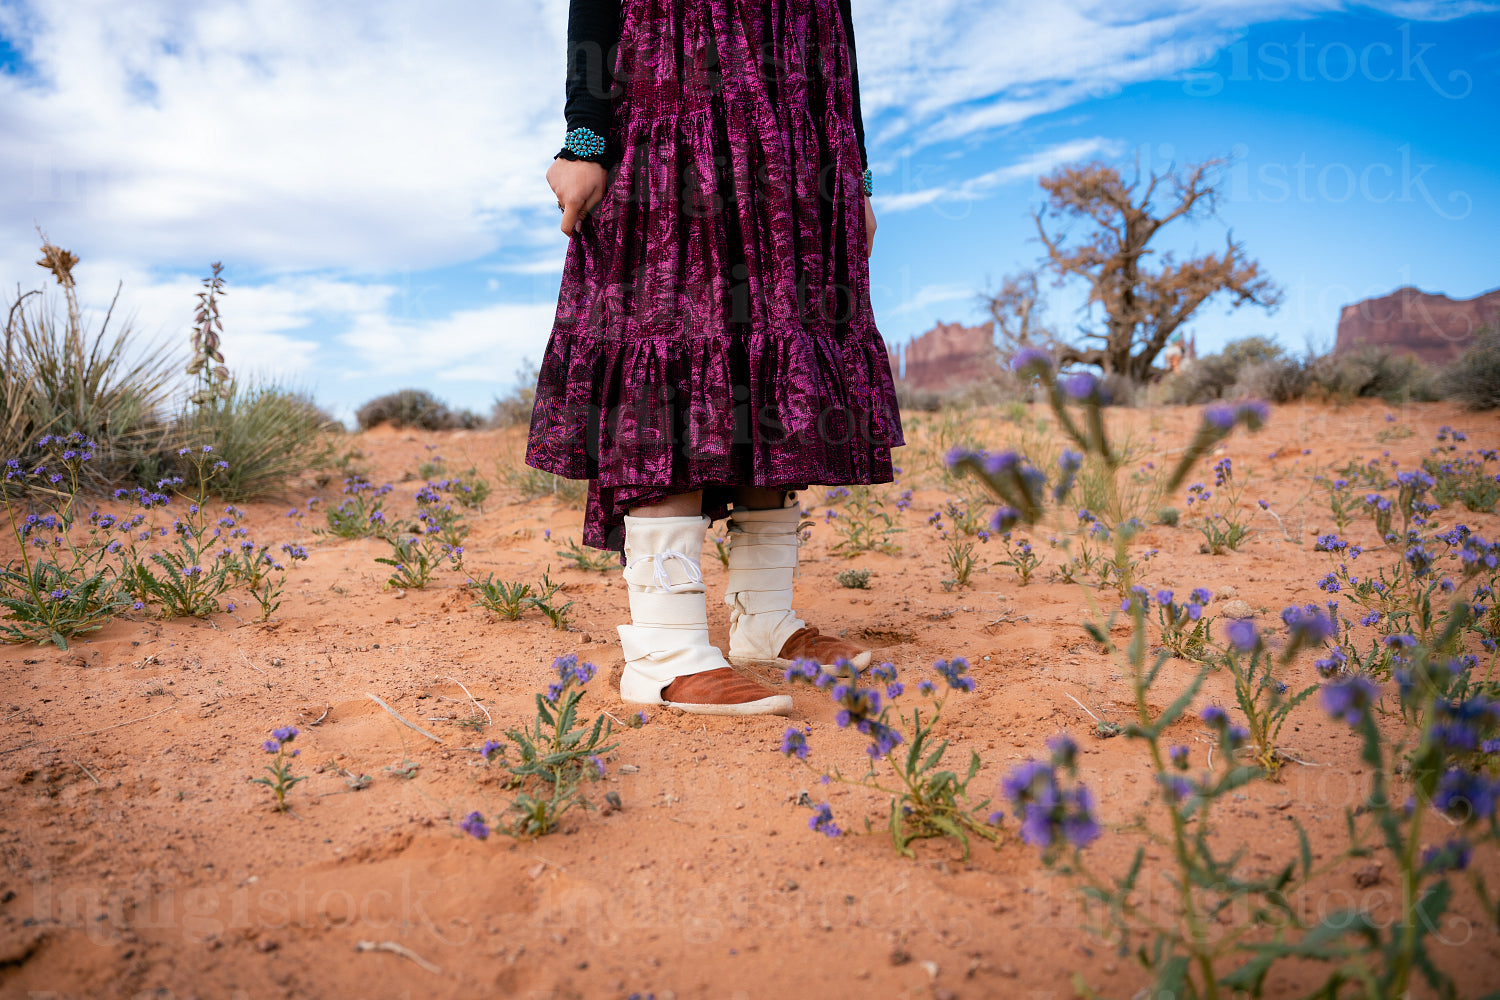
[529,870,974,949]
[1181,23,1475,100]
[1020,862,1479,949]
[24,866,470,948]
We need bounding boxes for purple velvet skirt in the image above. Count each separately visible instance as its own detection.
[525,0,904,551]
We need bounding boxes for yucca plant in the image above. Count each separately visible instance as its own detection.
[6,235,178,486]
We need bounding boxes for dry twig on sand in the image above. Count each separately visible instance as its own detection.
[440,674,491,725]
[354,940,442,975]
[366,693,444,743]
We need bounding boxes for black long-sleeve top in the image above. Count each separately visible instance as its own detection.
[555,0,869,178]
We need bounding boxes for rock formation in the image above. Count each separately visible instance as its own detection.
[1334,285,1500,364]
[887,320,1000,391]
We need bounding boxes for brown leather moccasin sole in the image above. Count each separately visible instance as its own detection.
[660,667,793,716]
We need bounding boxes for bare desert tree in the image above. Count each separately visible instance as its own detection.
[978,270,1060,358]
[1032,152,1281,380]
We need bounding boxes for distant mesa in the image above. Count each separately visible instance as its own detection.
[887,320,1002,392]
[1334,285,1500,364]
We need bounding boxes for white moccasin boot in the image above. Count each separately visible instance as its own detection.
[617,513,792,715]
[724,499,872,672]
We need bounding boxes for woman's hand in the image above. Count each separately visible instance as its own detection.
[864,194,876,258]
[547,159,609,235]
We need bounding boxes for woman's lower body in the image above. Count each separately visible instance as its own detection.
[525,0,903,712]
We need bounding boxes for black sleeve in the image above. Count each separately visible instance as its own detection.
[556,0,621,166]
[837,0,869,177]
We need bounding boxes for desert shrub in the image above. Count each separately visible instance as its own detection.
[495,459,587,508]
[1437,321,1500,409]
[1307,347,1437,403]
[355,389,482,431]
[1232,355,1309,402]
[894,383,942,413]
[0,348,38,463]
[1097,371,1142,407]
[176,382,339,501]
[490,358,539,427]
[1162,335,1285,404]
[895,373,1030,415]
[4,275,177,488]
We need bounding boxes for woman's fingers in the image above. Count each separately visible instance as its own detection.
[549,165,607,236]
[864,195,877,259]
[560,197,585,235]
[582,182,605,217]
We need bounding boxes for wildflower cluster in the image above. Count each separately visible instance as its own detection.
[1152,587,1215,660]
[1309,447,1500,676]
[825,484,902,557]
[927,499,988,589]
[1,436,311,645]
[251,726,307,812]
[781,656,999,858]
[370,480,473,589]
[465,655,617,840]
[999,735,1099,857]
[1184,456,1255,554]
[317,477,394,539]
[1423,426,1499,514]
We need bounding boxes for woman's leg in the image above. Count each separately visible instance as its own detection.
[722,487,872,671]
[731,487,785,511]
[628,490,704,518]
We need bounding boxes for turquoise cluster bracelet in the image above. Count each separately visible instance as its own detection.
[862,168,873,197]
[563,126,606,160]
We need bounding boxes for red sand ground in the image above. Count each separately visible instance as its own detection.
[1,399,1498,999]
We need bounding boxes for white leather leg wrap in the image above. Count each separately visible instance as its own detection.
[616,514,728,704]
[724,504,806,660]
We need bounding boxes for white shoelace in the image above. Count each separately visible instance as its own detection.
[650,550,703,590]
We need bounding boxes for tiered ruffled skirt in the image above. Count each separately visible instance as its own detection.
[525,0,904,550]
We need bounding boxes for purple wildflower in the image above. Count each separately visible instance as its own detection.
[460,811,489,839]
[1321,677,1379,726]
[809,803,841,837]
[1226,619,1259,652]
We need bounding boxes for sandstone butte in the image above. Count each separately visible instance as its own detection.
[1333,284,1500,365]
[889,285,1500,391]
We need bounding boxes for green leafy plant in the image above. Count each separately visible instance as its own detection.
[781,657,1001,860]
[469,575,532,621]
[119,448,244,618]
[376,533,446,590]
[555,535,616,572]
[316,478,394,539]
[836,568,871,589]
[928,500,987,589]
[251,726,308,812]
[1151,586,1215,661]
[464,655,616,840]
[1219,603,1324,775]
[526,569,573,630]
[0,434,132,647]
[826,485,902,557]
[1185,457,1254,554]
[996,530,1042,585]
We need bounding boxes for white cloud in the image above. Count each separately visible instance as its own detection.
[853,0,1497,163]
[0,0,565,275]
[339,299,557,385]
[886,282,979,316]
[1,0,1491,415]
[875,136,1122,213]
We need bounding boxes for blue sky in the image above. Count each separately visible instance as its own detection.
[1,1,1495,424]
